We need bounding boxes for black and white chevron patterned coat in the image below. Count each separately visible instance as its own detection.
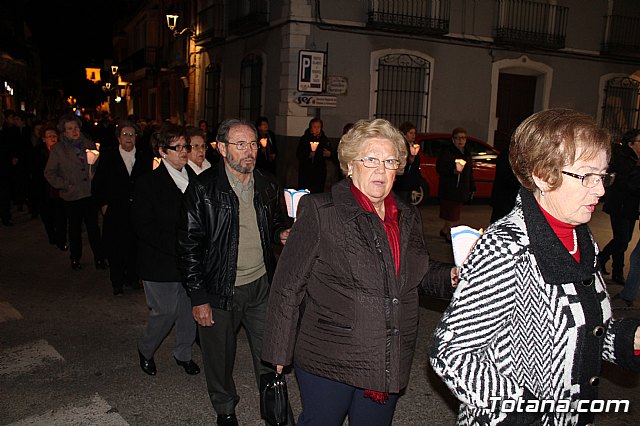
[431,189,640,425]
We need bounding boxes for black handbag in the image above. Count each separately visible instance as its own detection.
[260,372,289,426]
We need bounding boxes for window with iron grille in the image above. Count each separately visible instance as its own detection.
[374,53,431,131]
[239,54,263,122]
[204,63,221,129]
[601,77,640,143]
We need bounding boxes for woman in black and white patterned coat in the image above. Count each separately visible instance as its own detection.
[431,109,640,425]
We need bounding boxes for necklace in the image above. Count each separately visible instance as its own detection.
[568,229,578,255]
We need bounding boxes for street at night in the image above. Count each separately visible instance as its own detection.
[2,203,639,425]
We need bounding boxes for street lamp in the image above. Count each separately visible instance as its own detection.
[165,12,195,38]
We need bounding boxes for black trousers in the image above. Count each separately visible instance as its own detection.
[41,197,67,246]
[65,197,104,263]
[102,210,137,290]
[199,274,271,415]
[600,214,636,276]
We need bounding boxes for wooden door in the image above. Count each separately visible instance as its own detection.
[494,73,536,152]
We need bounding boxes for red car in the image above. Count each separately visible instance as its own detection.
[410,133,500,205]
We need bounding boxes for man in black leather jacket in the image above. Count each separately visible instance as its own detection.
[177,118,290,426]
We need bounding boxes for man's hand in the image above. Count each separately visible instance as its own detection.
[279,229,290,245]
[193,304,214,327]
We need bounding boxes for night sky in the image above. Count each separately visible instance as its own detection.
[18,0,139,104]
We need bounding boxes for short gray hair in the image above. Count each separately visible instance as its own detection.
[216,119,257,144]
[338,119,407,176]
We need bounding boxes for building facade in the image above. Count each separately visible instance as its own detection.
[115,0,640,186]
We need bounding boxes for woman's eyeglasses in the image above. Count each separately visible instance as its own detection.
[191,143,208,151]
[355,157,400,170]
[561,171,615,188]
[165,144,192,153]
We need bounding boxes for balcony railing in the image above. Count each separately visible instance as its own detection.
[601,15,640,58]
[228,0,269,34]
[367,0,450,35]
[197,2,225,42]
[495,0,568,50]
[118,47,159,75]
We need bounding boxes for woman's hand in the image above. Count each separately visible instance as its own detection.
[634,326,640,351]
[450,267,460,288]
[276,364,284,374]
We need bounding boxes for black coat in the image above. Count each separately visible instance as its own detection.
[436,142,475,202]
[132,163,190,282]
[297,129,332,193]
[177,161,288,310]
[603,144,640,219]
[261,180,453,393]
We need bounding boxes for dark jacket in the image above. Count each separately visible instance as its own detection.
[44,134,98,201]
[436,142,475,202]
[261,179,453,393]
[603,144,640,219]
[297,129,332,193]
[132,162,189,282]
[177,161,288,310]
[393,140,422,193]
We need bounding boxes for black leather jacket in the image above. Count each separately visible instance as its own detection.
[177,161,288,310]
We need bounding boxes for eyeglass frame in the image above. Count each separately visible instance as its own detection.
[226,141,259,151]
[560,170,615,188]
[164,143,192,153]
[354,156,401,170]
[191,143,208,151]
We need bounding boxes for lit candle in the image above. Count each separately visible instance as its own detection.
[210,141,217,150]
[310,141,319,152]
[95,142,101,151]
[153,157,162,170]
[410,144,420,156]
[86,149,100,165]
[260,137,268,148]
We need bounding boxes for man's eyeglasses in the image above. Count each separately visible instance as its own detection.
[355,157,401,170]
[191,143,208,151]
[561,171,615,188]
[227,141,259,151]
[165,144,192,153]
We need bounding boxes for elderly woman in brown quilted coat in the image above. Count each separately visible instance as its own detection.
[261,118,454,426]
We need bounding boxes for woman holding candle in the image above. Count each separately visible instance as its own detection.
[44,113,106,271]
[436,127,475,242]
[255,116,278,175]
[392,121,422,204]
[262,118,455,425]
[296,117,332,193]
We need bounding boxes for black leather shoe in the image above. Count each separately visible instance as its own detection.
[95,259,108,270]
[71,260,82,271]
[216,414,239,426]
[138,348,156,375]
[613,293,633,307]
[174,356,200,375]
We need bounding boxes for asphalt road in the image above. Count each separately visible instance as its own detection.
[1,202,639,425]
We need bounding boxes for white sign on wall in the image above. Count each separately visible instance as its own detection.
[326,76,348,95]
[298,50,325,93]
[296,95,337,108]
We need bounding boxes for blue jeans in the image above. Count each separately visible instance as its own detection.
[620,240,640,302]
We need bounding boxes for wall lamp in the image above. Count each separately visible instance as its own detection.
[166,13,195,38]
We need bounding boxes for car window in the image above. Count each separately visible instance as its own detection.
[422,138,451,157]
[467,140,498,164]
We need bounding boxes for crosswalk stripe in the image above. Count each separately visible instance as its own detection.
[7,393,129,425]
[0,339,64,377]
[0,301,23,322]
